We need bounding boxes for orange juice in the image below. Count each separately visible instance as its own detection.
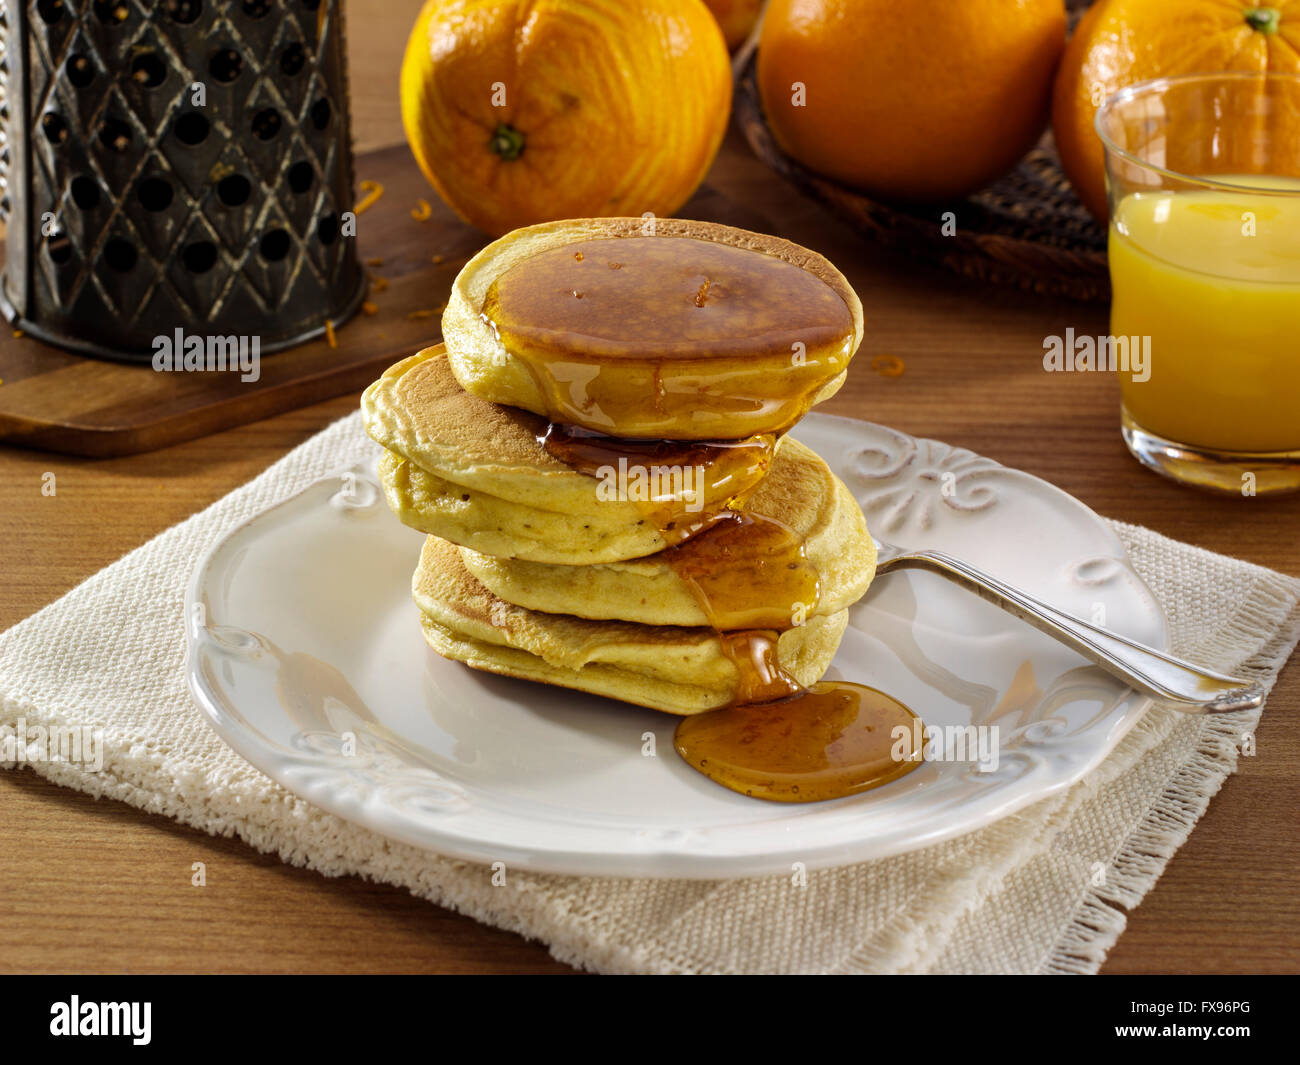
[1109,179,1300,454]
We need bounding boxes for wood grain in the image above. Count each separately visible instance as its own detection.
[0,0,1296,975]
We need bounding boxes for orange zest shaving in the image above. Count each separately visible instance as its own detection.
[411,199,433,222]
[325,320,337,348]
[354,180,384,215]
[361,301,379,316]
[370,276,389,293]
[365,257,384,267]
[870,354,905,377]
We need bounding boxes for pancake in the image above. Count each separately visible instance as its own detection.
[414,536,849,716]
[442,217,864,440]
[458,440,875,626]
[362,345,774,564]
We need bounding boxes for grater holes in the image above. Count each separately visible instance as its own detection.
[251,108,281,141]
[70,176,101,210]
[46,232,72,265]
[209,48,243,83]
[301,0,321,10]
[217,174,251,207]
[16,0,355,353]
[174,111,209,145]
[166,0,203,24]
[182,241,217,273]
[131,53,167,88]
[280,42,306,77]
[41,112,68,146]
[137,176,173,211]
[36,0,65,25]
[66,54,95,89]
[259,229,290,261]
[287,160,313,193]
[92,0,130,24]
[99,118,132,153]
[104,238,137,272]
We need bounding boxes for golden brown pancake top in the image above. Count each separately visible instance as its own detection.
[367,345,570,472]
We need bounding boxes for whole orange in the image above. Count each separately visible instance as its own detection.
[1053,0,1300,223]
[401,0,731,235]
[704,0,764,49]
[757,0,1067,203]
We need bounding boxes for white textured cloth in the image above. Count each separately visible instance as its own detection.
[2,411,1297,974]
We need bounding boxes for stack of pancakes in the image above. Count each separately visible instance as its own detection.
[361,217,876,716]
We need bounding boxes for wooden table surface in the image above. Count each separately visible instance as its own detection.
[1,0,1296,975]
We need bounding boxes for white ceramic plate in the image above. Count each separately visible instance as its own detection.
[186,414,1166,878]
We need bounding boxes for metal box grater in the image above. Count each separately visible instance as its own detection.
[0,0,365,361]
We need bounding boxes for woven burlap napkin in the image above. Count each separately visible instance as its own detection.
[2,411,1297,973]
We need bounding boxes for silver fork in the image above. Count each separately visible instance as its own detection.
[872,538,1264,714]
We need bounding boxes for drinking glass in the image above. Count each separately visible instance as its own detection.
[1096,72,1300,495]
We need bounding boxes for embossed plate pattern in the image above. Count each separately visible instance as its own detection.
[186,414,1166,878]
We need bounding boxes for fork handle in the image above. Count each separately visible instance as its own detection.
[877,550,1263,714]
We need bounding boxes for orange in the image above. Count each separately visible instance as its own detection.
[757,0,1066,203]
[703,0,764,49]
[401,0,731,236]
[1053,0,1300,223]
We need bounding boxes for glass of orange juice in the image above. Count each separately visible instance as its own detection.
[1096,72,1300,495]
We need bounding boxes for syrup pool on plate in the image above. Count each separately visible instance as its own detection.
[675,682,922,803]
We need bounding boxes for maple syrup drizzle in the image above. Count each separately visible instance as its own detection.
[665,510,820,632]
[481,236,856,438]
[666,510,922,802]
[539,422,774,546]
[543,424,924,803]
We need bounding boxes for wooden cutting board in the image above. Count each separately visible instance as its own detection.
[0,144,768,458]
